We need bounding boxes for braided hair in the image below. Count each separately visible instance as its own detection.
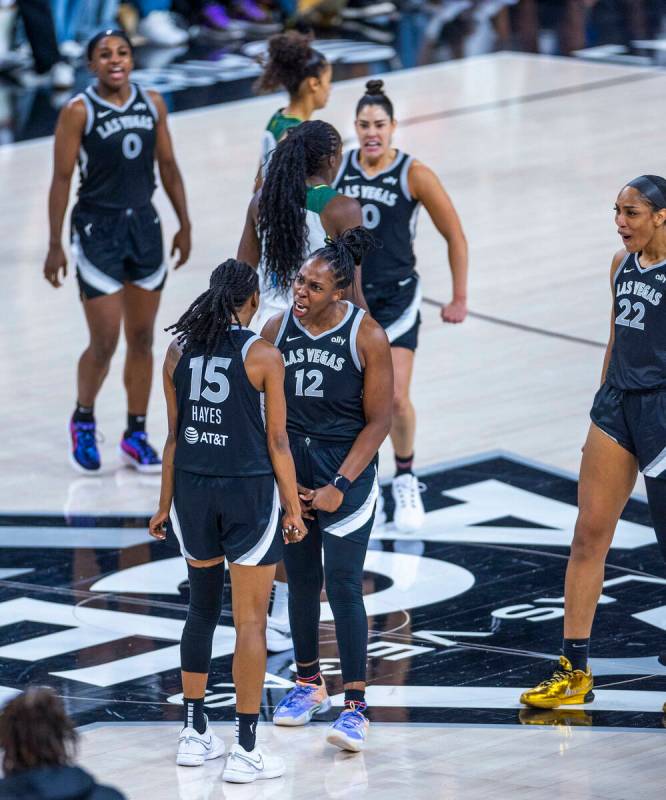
[356,79,394,120]
[254,31,328,98]
[310,227,376,289]
[258,120,341,295]
[166,260,258,355]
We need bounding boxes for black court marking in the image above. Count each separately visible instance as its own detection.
[0,453,664,730]
[422,297,606,348]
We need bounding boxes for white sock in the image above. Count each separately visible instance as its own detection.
[269,581,289,623]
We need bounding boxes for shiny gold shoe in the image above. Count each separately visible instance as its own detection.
[520,656,594,709]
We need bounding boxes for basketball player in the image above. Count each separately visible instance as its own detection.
[263,228,393,752]
[43,30,191,475]
[149,260,305,782]
[521,176,666,713]
[239,120,365,652]
[254,30,331,189]
[333,80,468,532]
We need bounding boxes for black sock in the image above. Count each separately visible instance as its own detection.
[183,697,206,734]
[563,638,590,672]
[73,403,94,423]
[125,413,146,437]
[394,452,414,477]
[236,712,259,752]
[344,689,367,715]
[297,662,322,685]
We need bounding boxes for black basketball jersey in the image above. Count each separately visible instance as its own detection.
[173,329,273,477]
[606,252,666,390]
[76,83,157,209]
[275,303,366,443]
[333,149,420,287]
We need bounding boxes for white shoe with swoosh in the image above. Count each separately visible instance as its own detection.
[223,743,285,783]
[176,722,225,767]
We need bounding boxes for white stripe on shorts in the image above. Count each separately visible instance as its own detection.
[132,261,167,291]
[384,278,422,344]
[324,468,379,538]
[233,481,280,565]
[170,503,196,560]
[72,232,123,295]
[644,444,666,478]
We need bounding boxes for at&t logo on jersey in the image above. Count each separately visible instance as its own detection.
[184,426,199,444]
[184,426,229,447]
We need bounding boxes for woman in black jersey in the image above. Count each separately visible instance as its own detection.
[334,80,468,533]
[521,175,666,714]
[261,228,392,753]
[43,30,191,476]
[150,260,305,783]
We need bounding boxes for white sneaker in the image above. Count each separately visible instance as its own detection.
[391,473,425,532]
[266,621,293,653]
[223,743,285,783]
[176,721,225,766]
[50,61,75,90]
[138,11,189,46]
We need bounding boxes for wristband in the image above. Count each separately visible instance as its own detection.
[330,473,351,494]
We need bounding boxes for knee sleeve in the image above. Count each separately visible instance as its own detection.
[180,562,225,674]
[645,477,666,568]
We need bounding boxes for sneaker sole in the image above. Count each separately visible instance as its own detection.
[326,729,365,752]
[520,690,595,709]
[223,765,285,783]
[273,696,332,726]
[176,743,226,766]
[119,447,162,474]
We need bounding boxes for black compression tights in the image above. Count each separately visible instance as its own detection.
[645,477,666,569]
[283,523,368,684]
[180,561,225,674]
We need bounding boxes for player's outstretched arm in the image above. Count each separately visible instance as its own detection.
[245,340,306,541]
[149,340,182,540]
[310,317,392,513]
[237,193,261,268]
[151,92,191,268]
[44,99,86,288]
[410,161,468,323]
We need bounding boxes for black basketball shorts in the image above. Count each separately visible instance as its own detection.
[71,202,166,300]
[363,274,421,351]
[290,435,378,545]
[167,469,283,564]
[590,382,666,479]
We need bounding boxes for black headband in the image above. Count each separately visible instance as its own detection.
[627,175,666,210]
[87,29,133,61]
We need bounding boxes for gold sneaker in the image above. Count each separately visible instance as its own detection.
[520,656,594,709]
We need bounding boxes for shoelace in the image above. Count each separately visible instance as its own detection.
[338,710,365,730]
[282,684,316,708]
[539,669,572,688]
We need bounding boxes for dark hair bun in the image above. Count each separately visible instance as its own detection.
[339,226,377,264]
[365,79,384,95]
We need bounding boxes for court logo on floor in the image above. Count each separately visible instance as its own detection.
[0,452,664,727]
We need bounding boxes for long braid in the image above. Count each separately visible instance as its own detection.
[166,259,258,355]
[258,120,341,295]
[311,227,377,289]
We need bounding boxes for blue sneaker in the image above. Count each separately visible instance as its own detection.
[120,431,162,474]
[69,419,101,474]
[326,707,369,752]
[273,682,331,727]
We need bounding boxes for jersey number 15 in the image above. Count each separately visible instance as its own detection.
[188,356,231,403]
